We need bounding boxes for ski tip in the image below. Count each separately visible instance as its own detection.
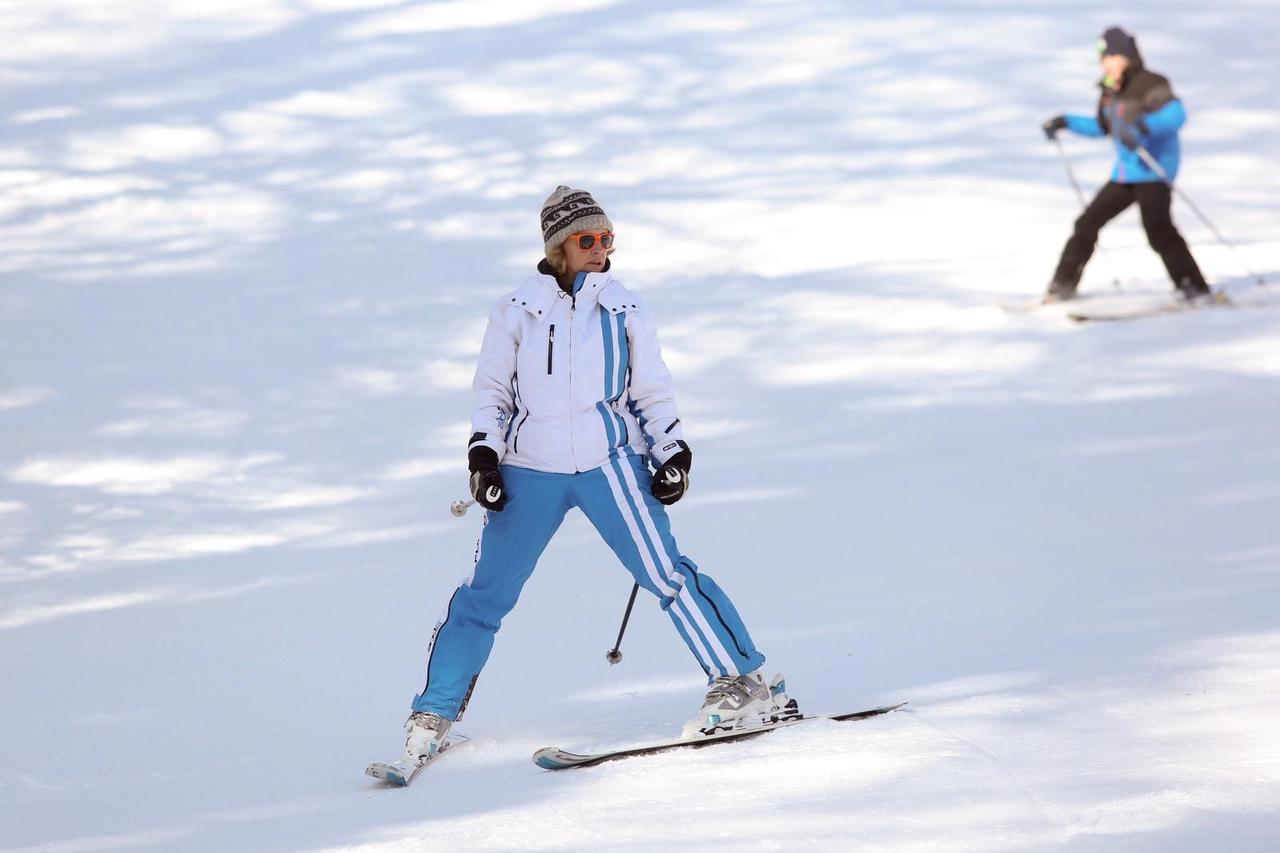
[533,747,590,771]
[533,753,563,771]
[828,700,910,722]
[873,700,909,714]
[365,763,410,786]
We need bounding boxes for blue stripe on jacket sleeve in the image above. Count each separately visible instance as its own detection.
[1065,114,1105,137]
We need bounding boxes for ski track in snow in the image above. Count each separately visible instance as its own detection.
[3,1,1280,851]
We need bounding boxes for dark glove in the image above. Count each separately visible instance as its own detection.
[1114,117,1148,151]
[651,443,692,506]
[468,446,506,511]
[1042,115,1068,140]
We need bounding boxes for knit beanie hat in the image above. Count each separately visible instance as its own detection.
[1098,27,1139,60]
[540,186,612,254]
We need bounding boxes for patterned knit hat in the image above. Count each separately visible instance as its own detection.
[540,185,612,253]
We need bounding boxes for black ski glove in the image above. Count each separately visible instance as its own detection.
[468,446,507,512]
[651,442,692,506]
[1042,115,1068,140]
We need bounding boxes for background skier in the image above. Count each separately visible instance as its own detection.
[1041,26,1211,303]
[393,187,793,772]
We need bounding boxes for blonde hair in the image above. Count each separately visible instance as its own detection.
[545,242,568,275]
[544,238,615,276]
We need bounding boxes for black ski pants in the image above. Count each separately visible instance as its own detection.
[1050,181,1207,296]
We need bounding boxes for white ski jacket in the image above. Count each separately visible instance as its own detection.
[468,264,686,474]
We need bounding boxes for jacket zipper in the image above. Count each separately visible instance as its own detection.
[568,293,578,471]
[546,324,555,375]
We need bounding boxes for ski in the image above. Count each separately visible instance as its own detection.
[1068,291,1231,323]
[532,702,907,771]
[1002,298,1054,314]
[1001,291,1107,314]
[365,734,470,787]
[1002,295,1087,314]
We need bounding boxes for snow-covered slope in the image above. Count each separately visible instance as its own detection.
[2,2,1279,851]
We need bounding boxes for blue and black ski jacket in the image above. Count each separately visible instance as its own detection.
[1064,59,1186,183]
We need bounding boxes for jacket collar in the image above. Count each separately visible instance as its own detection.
[513,260,634,321]
[508,275,557,321]
[536,257,612,292]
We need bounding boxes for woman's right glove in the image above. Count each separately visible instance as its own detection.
[468,446,507,511]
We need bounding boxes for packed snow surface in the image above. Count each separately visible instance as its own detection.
[2,2,1279,851]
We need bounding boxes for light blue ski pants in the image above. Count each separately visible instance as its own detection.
[412,451,766,719]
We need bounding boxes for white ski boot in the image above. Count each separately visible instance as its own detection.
[366,711,463,786]
[681,670,799,738]
[403,710,452,765]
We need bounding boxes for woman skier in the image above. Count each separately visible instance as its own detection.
[395,186,793,771]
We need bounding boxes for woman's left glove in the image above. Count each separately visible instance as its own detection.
[468,446,507,511]
[651,443,692,506]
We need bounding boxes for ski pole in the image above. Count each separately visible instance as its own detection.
[1053,136,1122,290]
[605,583,640,665]
[1135,146,1266,286]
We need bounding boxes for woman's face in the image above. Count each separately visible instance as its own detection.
[562,231,611,276]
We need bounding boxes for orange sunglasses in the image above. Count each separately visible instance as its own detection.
[568,232,614,250]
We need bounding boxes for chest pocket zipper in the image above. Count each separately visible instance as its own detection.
[547,324,555,375]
